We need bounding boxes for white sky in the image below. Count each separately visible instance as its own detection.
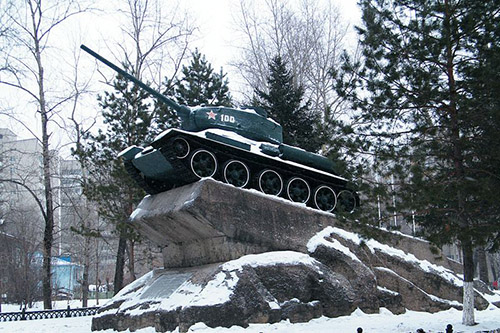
[185,0,361,76]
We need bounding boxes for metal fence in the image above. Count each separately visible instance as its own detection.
[0,306,99,322]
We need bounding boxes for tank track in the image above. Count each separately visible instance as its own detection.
[124,160,159,194]
[158,139,198,186]
[135,131,359,213]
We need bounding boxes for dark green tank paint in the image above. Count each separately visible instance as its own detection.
[81,45,358,212]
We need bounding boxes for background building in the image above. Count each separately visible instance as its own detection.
[0,127,115,301]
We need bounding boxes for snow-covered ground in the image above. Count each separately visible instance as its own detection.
[0,299,107,312]
[1,300,500,333]
[2,228,499,333]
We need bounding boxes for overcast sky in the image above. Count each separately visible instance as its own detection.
[76,0,361,85]
[186,0,361,73]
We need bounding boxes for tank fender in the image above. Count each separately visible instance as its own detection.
[118,145,143,161]
[278,144,337,174]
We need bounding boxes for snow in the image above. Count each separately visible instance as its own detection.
[306,226,494,309]
[130,206,148,220]
[375,266,462,308]
[200,128,347,181]
[307,227,362,263]
[0,299,106,313]
[97,251,323,319]
[117,145,142,158]
[324,226,463,286]
[221,251,320,271]
[377,286,400,296]
[2,304,500,332]
[114,271,154,300]
[158,252,324,311]
[188,271,238,307]
[157,282,200,311]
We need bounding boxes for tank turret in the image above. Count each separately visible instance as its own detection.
[81,45,359,213]
[81,45,282,144]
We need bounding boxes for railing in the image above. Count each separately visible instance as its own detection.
[0,306,99,321]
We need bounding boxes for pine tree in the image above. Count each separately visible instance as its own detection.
[256,56,322,153]
[335,0,500,325]
[73,70,154,294]
[174,49,232,107]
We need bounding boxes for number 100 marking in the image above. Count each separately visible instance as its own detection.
[220,115,235,123]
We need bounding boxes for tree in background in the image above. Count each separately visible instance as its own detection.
[0,0,92,309]
[234,0,358,181]
[335,0,500,325]
[234,0,351,131]
[114,0,193,88]
[76,0,194,294]
[74,71,154,294]
[255,56,322,153]
[174,49,232,107]
[154,49,232,133]
[0,209,42,306]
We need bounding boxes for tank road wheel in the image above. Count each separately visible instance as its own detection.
[314,185,337,212]
[173,137,190,159]
[258,169,283,196]
[286,177,310,203]
[190,149,217,178]
[223,160,250,188]
[337,190,357,213]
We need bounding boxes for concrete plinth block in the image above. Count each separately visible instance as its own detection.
[130,179,335,268]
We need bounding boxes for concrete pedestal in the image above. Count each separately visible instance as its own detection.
[130,179,334,268]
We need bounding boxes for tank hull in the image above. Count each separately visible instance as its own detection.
[121,128,359,213]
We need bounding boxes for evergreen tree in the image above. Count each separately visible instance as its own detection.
[73,70,154,294]
[335,0,500,325]
[174,49,232,107]
[154,80,181,134]
[256,56,322,153]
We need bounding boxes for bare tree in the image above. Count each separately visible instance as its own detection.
[105,0,194,88]
[0,0,93,309]
[78,0,194,294]
[233,0,349,123]
[115,0,193,289]
[0,200,44,306]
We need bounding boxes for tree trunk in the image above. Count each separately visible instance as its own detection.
[113,233,127,294]
[442,0,476,325]
[95,237,100,305]
[476,246,489,283]
[41,108,54,309]
[31,6,55,309]
[82,264,88,307]
[23,247,31,308]
[82,235,90,307]
[462,239,476,325]
[127,240,136,282]
[39,74,55,312]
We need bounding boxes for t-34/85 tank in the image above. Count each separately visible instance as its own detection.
[81,45,359,213]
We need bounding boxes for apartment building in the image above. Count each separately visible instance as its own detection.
[0,128,47,246]
[0,128,109,298]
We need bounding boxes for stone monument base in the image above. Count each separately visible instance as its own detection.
[129,179,461,271]
[92,179,493,332]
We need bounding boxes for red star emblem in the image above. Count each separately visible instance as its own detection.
[206,110,217,120]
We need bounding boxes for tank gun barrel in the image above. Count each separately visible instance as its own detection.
[80,44,190,119]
